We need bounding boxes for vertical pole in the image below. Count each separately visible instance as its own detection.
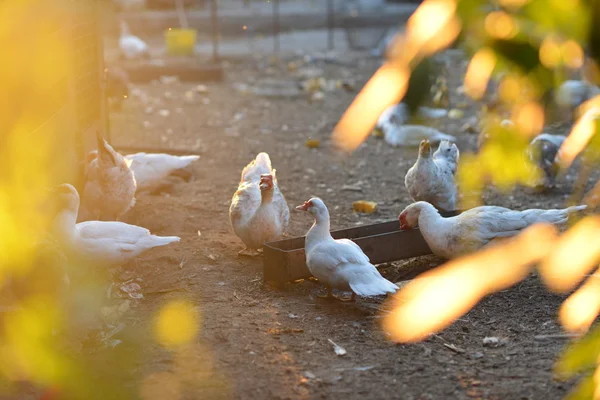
[210,0,220,62]
[273,0,280,55]
[327,0,334,51]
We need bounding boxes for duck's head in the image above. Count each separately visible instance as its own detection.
[259,174,274,191]
[96,131,120,167]
[85,150,98,164]
[398,203,422,230]
[437,140,459,162]
[295,197,328,220]
[49,184,80,214]
[418,139,432,158]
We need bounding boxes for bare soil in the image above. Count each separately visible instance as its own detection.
[103,50,598,399]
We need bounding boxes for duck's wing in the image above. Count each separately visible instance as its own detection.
[77,221,149,242]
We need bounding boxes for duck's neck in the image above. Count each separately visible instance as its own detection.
[260,189,274,205]
[306,211,332,253]
[415,202,444,234]
[52,210,78,248]
[417,153,433,166]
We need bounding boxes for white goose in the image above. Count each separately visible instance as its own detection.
[399,201,586,259]
[119,20,149,60]
[296,198,398,301]
[51,184,180,267]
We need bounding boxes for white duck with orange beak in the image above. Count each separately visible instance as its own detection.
[229,152,290,256]
[296,198,398,302]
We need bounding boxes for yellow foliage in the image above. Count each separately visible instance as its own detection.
[154,300,201,349]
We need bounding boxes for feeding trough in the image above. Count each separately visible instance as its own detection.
[263,211,460,287]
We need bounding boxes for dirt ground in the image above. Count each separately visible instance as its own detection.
[103,49,598,399]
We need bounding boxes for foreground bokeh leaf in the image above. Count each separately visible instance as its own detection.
[539,216,600,293]
[383,224,557,343]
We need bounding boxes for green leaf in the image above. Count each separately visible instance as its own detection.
[404,58,434,115]
[555,323,600,379]
[566,373,595,400]
[491,39,542,73]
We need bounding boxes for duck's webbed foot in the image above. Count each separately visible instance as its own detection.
[317,286,334,300]
[333,292,356,302]
[238,248,262,257]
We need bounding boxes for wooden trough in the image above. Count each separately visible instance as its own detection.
[263,211,459,287]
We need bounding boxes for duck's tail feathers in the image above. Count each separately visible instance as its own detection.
[175,155,200,169]
[567,205,587,213]
[150,235,181,247]
[241,152,272,182]
[350,278,399,297]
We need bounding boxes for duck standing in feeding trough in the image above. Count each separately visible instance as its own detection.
[296,198,398,302]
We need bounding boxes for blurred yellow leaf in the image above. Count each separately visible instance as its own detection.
[558,109,600,170]
[539,216,600,293]
[383,224,557,343]
[555,322,600,379]
[560,271,600,334]
[332,62,409,152]
[485,11,519,40]
[154,300,200,349]
[464,48,496,100]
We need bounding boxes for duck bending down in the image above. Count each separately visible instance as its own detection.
[399,201,586,259]
[123,152,200,192]
[51,184,180,267]
[229,152,290,256]
[81,132,137,221]
[405,139,459,212]
[296,198,398,302]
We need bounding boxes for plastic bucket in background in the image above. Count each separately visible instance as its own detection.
[165,28,197,56]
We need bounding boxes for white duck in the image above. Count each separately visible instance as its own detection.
[377,103,455,147]
[123,152,200,192]
[376,103,448,128]
[81,132,137,221]
[296,198,398,301]
[229,152,290,256]
[405,139,459,212]
[51,184,180,266]
[119,20,150,60]
[399,201,586,259]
